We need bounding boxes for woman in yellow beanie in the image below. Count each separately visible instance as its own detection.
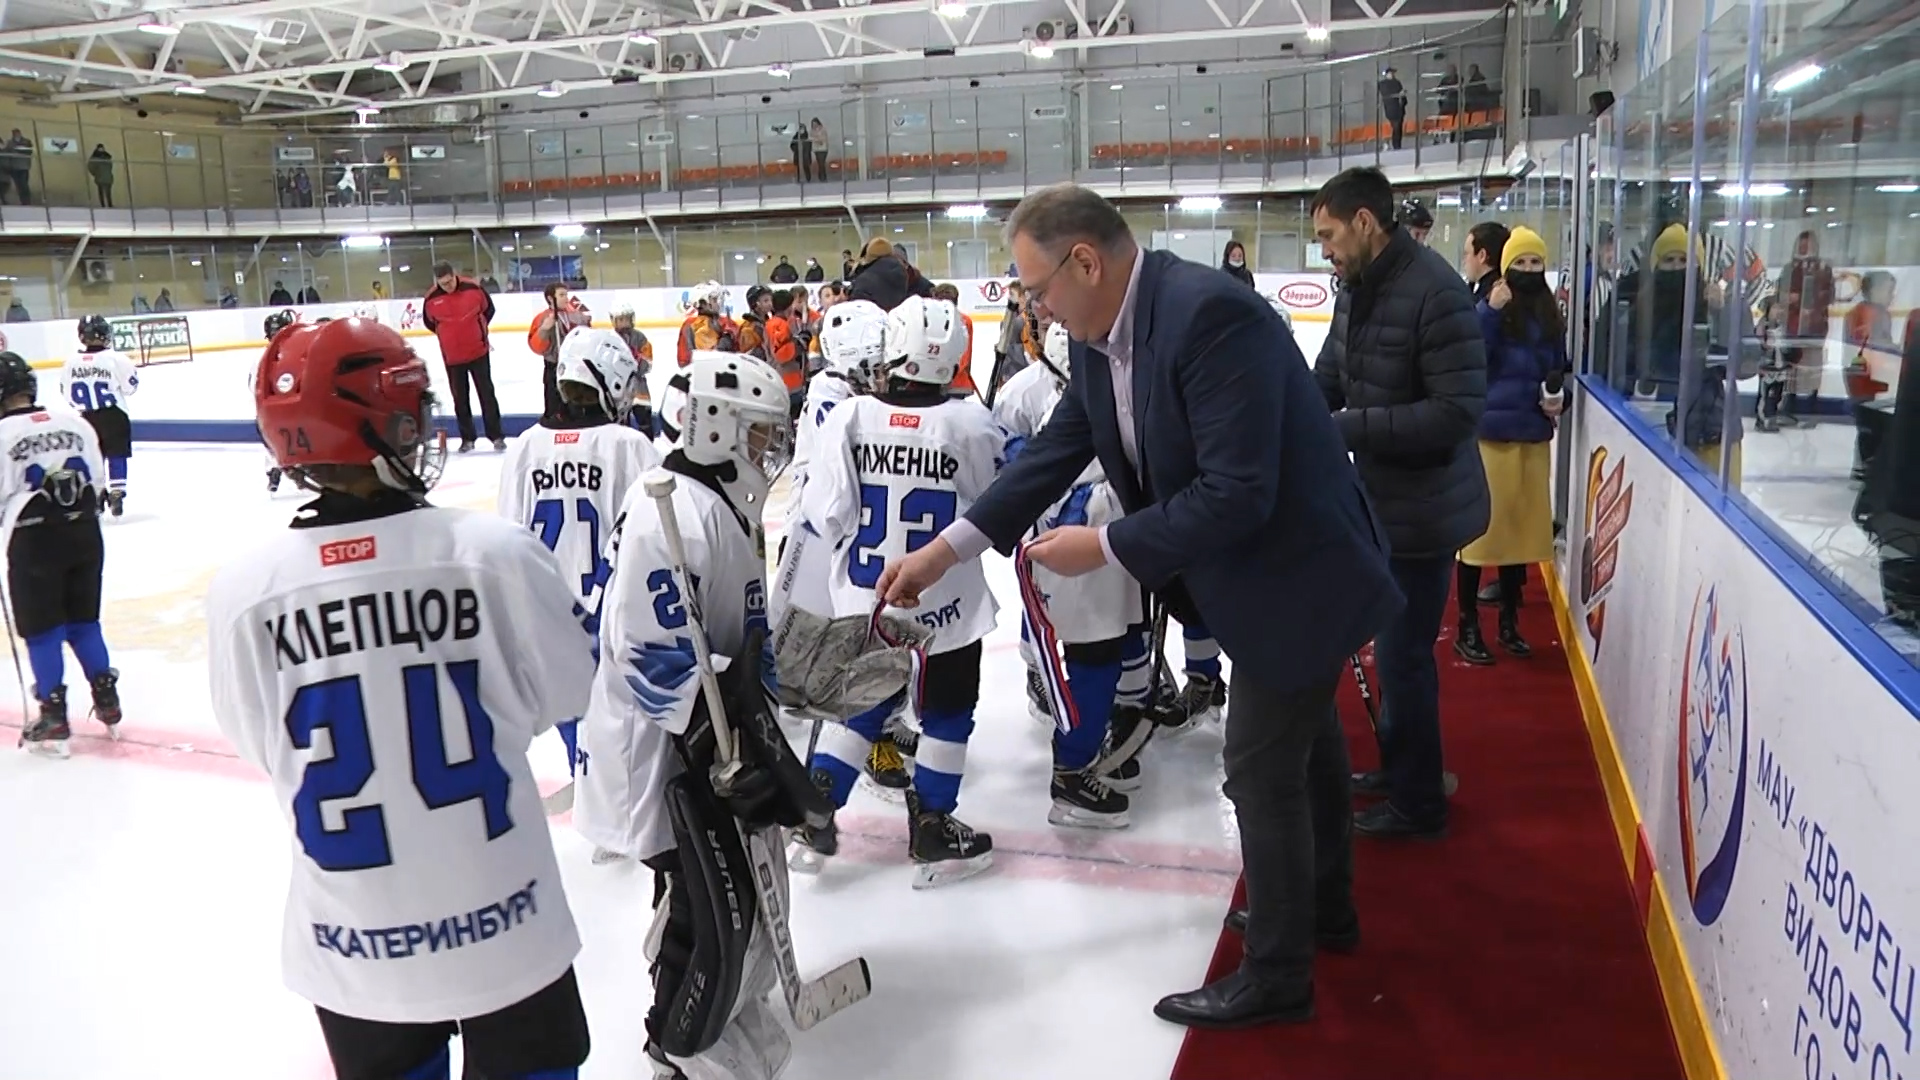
[1455,225,1565,663]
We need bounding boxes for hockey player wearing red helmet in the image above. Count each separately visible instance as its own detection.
[208,317,600,1080]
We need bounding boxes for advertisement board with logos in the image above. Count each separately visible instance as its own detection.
[1564,385,1920,1080]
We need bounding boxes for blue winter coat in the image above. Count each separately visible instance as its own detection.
[1476,301,1567,444]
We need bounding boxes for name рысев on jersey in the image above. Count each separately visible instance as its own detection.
[852,443,960,483]
[531,461,606,493]
[312,878,545,961]
[9,427,87,462]
[267,588,483,671]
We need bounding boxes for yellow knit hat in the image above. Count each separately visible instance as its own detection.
[1650,223,1703,268]
[1500,226,1548,274]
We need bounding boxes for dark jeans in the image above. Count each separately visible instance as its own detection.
[446,355,503,443]
[1384,109,1406,149]
[1377,553,1454,822]
[542,361,563,419]
[1222,665,1352,990]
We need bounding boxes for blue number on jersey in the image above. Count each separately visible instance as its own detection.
[285,663,514,872]
[529,497,616,599]
[848,484,959,589]
[24,455,93,491]
[69,380,115,412]
[648,567,688,629]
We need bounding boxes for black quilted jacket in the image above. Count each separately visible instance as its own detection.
[1313,227,1491,558]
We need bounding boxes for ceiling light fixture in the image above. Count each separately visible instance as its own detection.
[936,1,968,17]
[1025,39,1054,59]
[1109,83,1123,91]
[1770,64,1822,93]
[172,83,205,95]
[342,234,387,250]
[550,224,587,239]
[946,203,988,219]
[373,52,407,73]
[767,63,792,79]
[1178,195,1223,212]
[1718,182,1787,197]
[628,31,659,46]
[1876,182,1918,193]
[535,81,566,98]
[139,14,181,36]
[1305,24,1330,42]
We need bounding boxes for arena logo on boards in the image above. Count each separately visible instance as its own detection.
[1675,582,1750,927]
[977,281,1009,305]
[1276,281,1330,309]
[1578,445,1634,653]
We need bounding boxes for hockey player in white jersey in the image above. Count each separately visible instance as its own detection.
[996,322,1151,828]
[206,318,596,1080]
[499,325,661,808]
[260,309,298,493]
[574,354,834,1079]
[60,315,138,516]
[0,351,121,756]
[793,295,1006,887]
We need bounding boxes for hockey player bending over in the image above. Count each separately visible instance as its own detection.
[793,295,1006,888]
[997,322,1153,826]
[1,352,120,756]
[60,315,138,517]
[498,325,660,855]
[261,309,298,493]
[574,354,833,1078]
[207,318,597,1080]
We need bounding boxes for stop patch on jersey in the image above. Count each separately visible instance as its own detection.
[319,537,378,567]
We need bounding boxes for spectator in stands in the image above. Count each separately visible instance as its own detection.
[221,288,241,308]
[300,283,322,303]
[770,255,800,284]
[1438,64,1461,127]
[530,280,592,417]
[803,256,825,283]
[1221,241,1255,288]
[1465,64,1493,118]
[5,299,29,323]
[1310,166,1487,839]
[154,289,175,312]
[269,281,294,305]
[1776,229,1835,426]
[1376,68,1407,150]
[1456,226,1564,665]
[3,130,32,206]
[293,168,312,208]
[423,261,504,452]
[931,283,978,398]
[791,123,814,182]
[88,145,114,208]
[841,249,856,280]
[1462,221,1509,303]
[810,118,831,183]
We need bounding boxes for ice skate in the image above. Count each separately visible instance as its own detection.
[492,438,509,452]
[458,439,475,454]
[887,717,919,764]
[907,790,993,889]
[861,736,911,802]
[88,668,122,737]
[1092,704,1151,793]
[1163,671,1226,734]
[1049,766,1130,830]
[1026,666,1053,728]
[106,489,124,517]
[590,847,628,865]
[787,768,839,874]
[19,687,71,759]
[266,467,282,493]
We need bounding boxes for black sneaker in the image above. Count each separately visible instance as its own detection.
[1497,613,1531,658]
[1453,620,1494,665]
[1353,801,1448,840]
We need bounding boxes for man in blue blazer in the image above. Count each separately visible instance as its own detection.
[878,185,1403,1029]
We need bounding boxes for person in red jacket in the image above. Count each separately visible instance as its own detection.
[423,261,504,451]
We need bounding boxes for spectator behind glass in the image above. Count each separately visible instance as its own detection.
[810,118,830,183]
[1776,229,1836,425]
[1845,270,1899,482]
[770,255,800,284]
[1455,226,1565,666]
[1221,241,1255,288]
[1461,222,1510,303]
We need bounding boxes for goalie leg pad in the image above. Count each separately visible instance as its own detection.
[648,780,757,1059]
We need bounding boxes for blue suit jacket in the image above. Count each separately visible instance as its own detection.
[965,250,1403,695]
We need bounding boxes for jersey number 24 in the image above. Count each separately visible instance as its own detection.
[69,380,117,412]
[849,483,957,589]
[286,661,513,873]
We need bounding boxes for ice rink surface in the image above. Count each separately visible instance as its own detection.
[0,442,1240,1080]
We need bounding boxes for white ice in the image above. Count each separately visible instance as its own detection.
[0,443,1244,1080]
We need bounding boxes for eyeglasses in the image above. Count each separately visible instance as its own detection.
[1024,246,1080,311]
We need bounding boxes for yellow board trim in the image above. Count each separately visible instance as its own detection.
[1544,562,1730,1080]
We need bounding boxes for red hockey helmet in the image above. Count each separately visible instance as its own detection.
[254,317,445,491]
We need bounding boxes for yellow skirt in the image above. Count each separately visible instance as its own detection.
[1691,441,1744,491]
[1459,440,1554,567]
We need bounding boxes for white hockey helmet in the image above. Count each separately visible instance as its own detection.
[693,280,727,314]
[609,298,637,324]
[1042,322,1072,385]
[882,295,964,387]
[556,326,641,422]
[681,352,793,515]
[819,299,888,387]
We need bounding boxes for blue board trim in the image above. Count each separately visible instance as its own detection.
[1578,373,1920,719]
[132,415,548,443]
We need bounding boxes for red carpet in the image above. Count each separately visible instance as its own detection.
[1169,573,1686,1080]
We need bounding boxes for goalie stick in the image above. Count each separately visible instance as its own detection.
[644,469,872,1032]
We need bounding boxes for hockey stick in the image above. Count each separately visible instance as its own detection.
[644,469,872,1032]
[1348,649,1457,797]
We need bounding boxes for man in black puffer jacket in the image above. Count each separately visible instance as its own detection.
[1310,167,1489,840]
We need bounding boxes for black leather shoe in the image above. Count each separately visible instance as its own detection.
[1354,801,1448,840]
[1152,969,1314,1030]
[1350,769,1389,797]
[1223,907,1361,954]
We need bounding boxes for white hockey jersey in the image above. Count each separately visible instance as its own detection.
[993,365,1141,644]
[576,472,769,861]
[498,419,661,611]
[58,347,139,414]
[800,394,1004,653]
[206,507,596,1024]
[0,407,108,526]
[789,371,857,491]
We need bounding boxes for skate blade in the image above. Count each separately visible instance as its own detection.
[21,740,71,760]
[1047,803,1131,830]
[99,721,122,741]
[911,852,993,890]
[787,840,830,875]
[860,775,910,804]
[590,848,628,866]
